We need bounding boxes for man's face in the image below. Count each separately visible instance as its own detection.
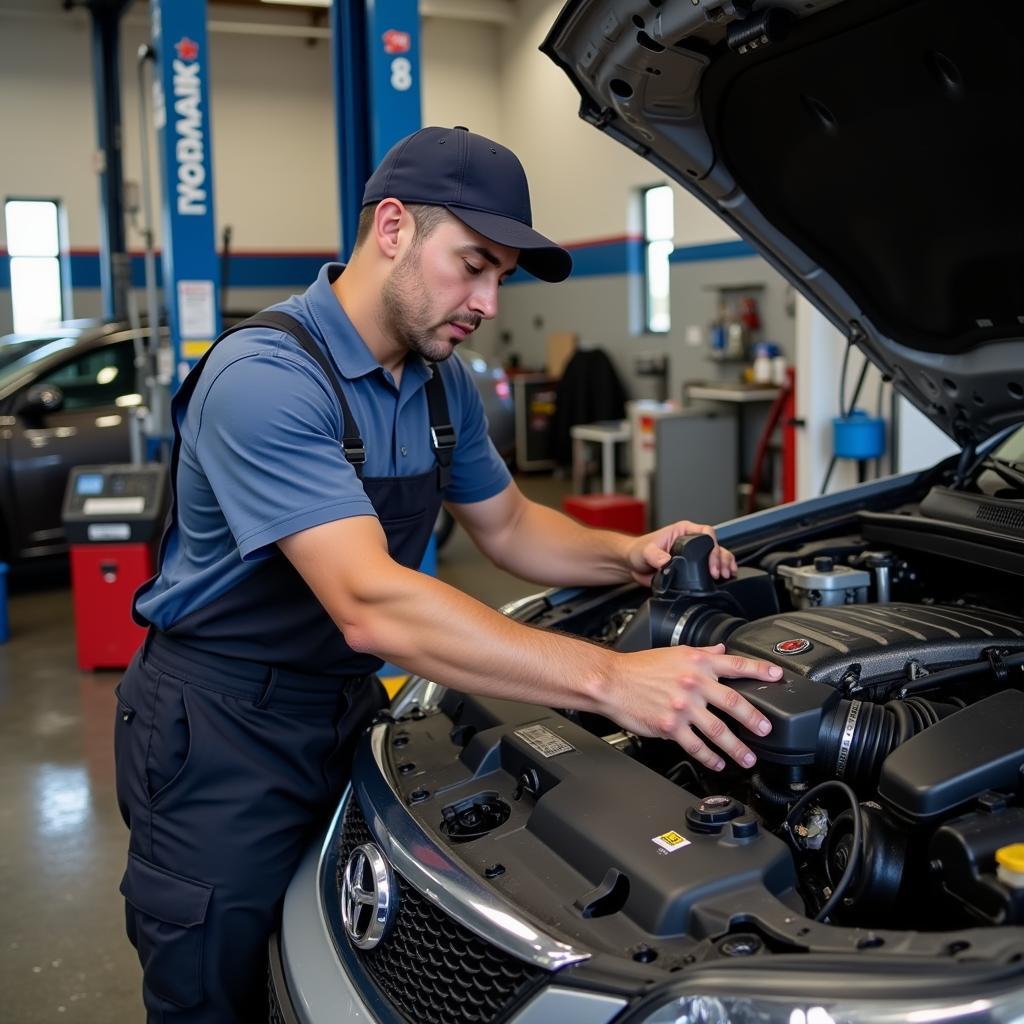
[380,215,519,363]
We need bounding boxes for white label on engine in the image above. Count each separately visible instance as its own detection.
[652,830,692,854]
[514,724,574,758]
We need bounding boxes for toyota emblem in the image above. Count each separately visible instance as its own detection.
[341,843,398,950]
[773,638,812,656]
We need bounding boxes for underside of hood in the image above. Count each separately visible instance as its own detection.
[542,0,1024,446]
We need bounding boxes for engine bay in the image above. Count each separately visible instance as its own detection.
[541,524,1024,938]
[366,492,1024,968]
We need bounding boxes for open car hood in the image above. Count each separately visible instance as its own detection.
[542,0,1024,447]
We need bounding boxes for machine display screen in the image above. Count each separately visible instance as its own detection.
[75,473,104,496]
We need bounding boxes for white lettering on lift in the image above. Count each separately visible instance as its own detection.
[173,60,206,215]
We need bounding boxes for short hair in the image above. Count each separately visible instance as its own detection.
[354,202,450,251]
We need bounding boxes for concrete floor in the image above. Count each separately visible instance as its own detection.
[0,472,571,1022]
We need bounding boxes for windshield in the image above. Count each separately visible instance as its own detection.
[991,426,1024,467]
[0,336,78,390]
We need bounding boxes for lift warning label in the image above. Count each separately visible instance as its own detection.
[514,725,575,758]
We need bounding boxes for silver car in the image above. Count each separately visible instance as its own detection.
[271,1,1024,1021]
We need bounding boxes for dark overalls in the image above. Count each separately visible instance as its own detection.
[114,312,453,1022]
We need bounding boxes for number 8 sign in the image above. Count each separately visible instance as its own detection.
[390,57,412,92]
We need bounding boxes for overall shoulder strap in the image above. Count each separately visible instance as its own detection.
[425,365,456,489]
[229,311,366,475]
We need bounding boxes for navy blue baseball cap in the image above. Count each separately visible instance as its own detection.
[362,126,572,283]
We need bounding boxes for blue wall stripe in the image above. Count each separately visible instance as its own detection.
[669,239,756,263]
[62,252,331,290]
[0,238,760,295]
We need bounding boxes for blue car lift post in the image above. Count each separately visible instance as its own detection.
[149,0,222,388]
[331,1,436,681]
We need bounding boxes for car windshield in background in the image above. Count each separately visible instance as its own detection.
[0,336,78,389]
[992,425,1024,466]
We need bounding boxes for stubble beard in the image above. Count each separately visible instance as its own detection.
[380,249,479,364]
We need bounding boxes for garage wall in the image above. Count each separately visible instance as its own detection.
[0,1,503,332]
[498,0,738,249]
[486,0,792,396]
[0,0,791,387]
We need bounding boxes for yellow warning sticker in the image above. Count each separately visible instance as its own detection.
[652,830,691,853]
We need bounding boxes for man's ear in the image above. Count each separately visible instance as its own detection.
[373,199,407,260]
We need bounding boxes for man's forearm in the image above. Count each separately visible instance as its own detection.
[330,553,617,712]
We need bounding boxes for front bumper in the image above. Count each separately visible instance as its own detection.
[275,827,380,1023]
[274,787,629,1024]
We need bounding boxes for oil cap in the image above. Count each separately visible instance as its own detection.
[686,795,743,834]
[995,843,1024,889]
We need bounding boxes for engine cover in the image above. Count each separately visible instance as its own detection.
[727,603,1024,687]
[382,693,798,950]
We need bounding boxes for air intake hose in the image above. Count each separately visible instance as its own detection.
[817,697,957,787]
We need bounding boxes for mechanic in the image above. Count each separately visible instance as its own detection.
[113,125,784,1023]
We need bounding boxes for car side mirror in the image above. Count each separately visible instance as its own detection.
[18,383,65,418]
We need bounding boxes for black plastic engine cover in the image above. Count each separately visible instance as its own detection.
[726,603,1024,687]
[391,693,798,943]
[878,690,1024,823]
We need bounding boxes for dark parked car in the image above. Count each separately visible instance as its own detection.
[0,324,512,563]
[0,320,145,563]
[271,1,1024,1021]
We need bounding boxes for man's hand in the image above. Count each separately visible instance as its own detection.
[626,520,737,587]
[595,643,782,771]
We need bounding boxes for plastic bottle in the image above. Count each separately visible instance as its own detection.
[752,342,772,384]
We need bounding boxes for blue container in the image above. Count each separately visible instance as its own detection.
[0,562,8,644]
[833,409,886,460]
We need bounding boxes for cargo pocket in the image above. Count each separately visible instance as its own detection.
[120,853,212,1009]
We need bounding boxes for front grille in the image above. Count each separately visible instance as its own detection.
[337,799,544,1024]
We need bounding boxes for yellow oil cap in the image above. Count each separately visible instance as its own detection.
[995,844,1024,873]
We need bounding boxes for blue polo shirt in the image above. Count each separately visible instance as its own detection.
[136,263,512,630]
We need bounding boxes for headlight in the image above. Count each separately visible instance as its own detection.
[638,988,1024,1024]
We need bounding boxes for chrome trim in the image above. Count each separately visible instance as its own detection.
[509,987,627,1024]
[341,844,398,950]
[390,676,446,716]
[499,588,559,619]
[351,723,591,971]
[309,790,409,1023]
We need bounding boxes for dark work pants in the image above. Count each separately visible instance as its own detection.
[113,634,385,1022]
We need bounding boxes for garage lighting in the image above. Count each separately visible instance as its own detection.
[4,199,67,334]
[115,393,144,408]
[96,366,118,385]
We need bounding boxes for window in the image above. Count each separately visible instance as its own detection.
[5,199,67,333]
[642,185,674,333]
[38,342,137,411]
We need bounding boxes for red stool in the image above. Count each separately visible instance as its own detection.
[563,494,647,534]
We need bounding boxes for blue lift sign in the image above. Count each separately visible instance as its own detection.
[150,0,221,385]
[365,1,422,164]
